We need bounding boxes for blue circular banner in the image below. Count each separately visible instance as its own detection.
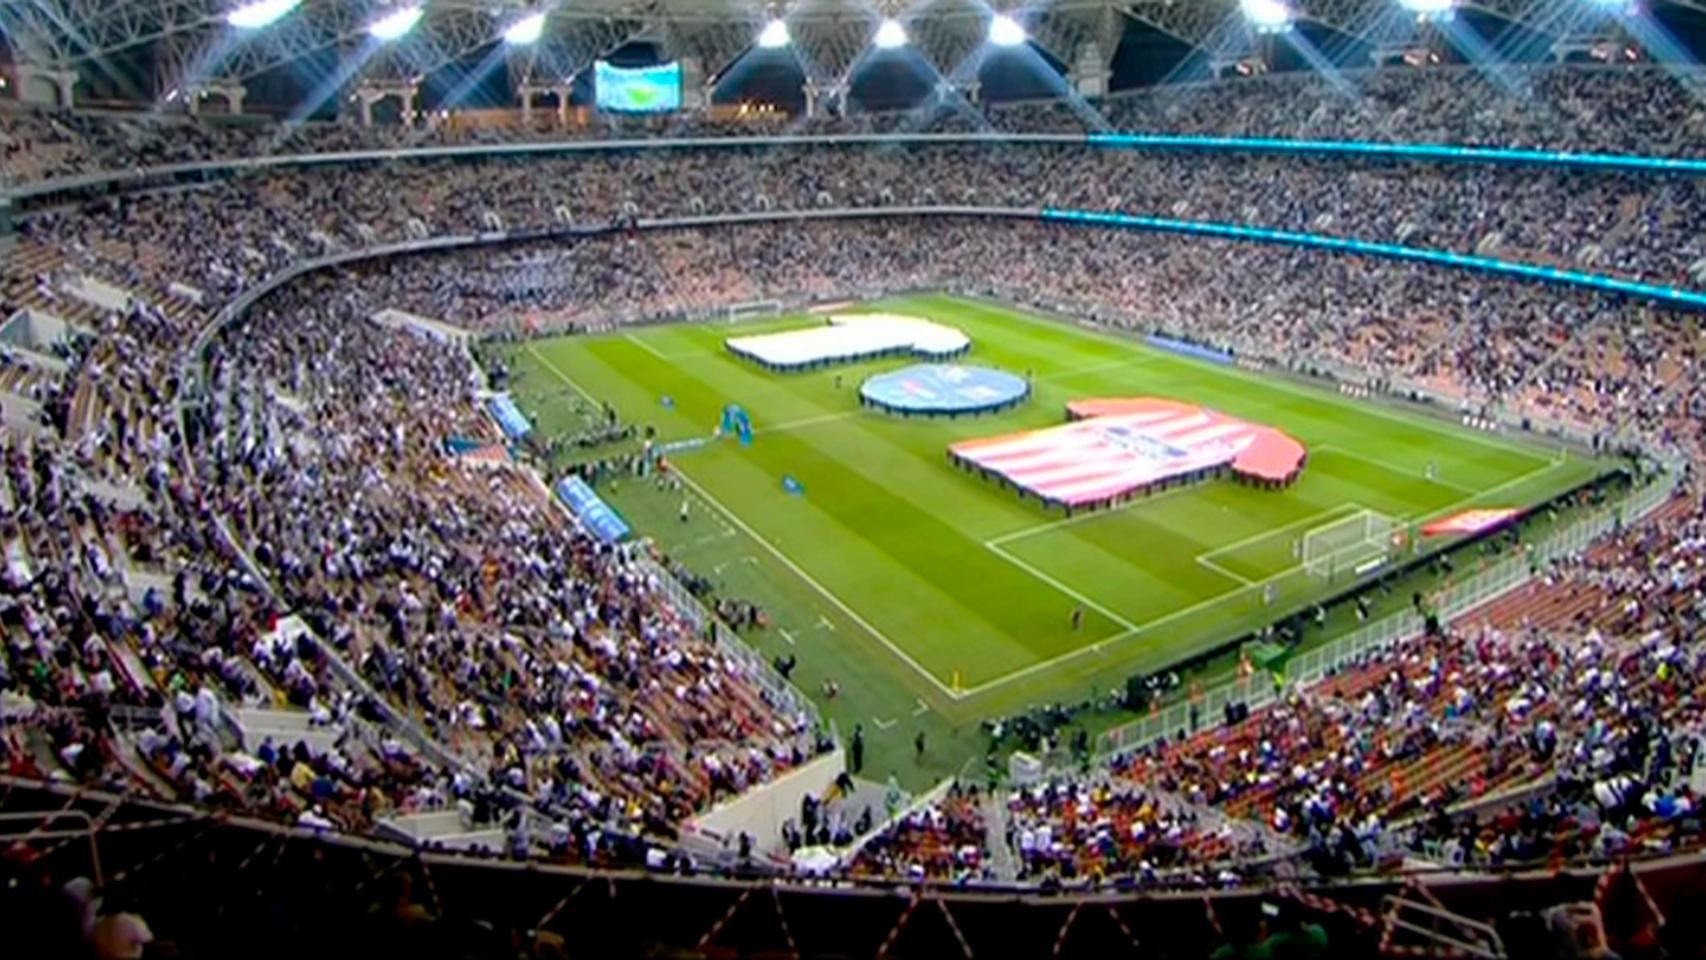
[859,364,1030,417]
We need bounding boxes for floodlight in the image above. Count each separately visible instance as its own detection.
[989,14,1027,47]
[367,5,423,41]
[225,0,301,29]
[1239,0,1294,29]
[503,12,546,45]
[873,18,907,49]
[757,18,791,49]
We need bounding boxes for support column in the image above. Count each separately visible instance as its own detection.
[1071,42,1109,98]
[16,64,78,107]
[353,80,421,127]
[679,57,706,111]
[187,81,247,115]
[517,84,542,124]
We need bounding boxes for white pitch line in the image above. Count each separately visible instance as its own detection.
[1312,444,1478,495]
[958,568,1284,699]
[622,332,679,361]
[1196,555,1255,586]
[954,628,1137,698]
[523,343,600,407]
[985,484,1198,547]
[1412,458,1565,527]
[1197,501,1370,564]
[960,294,1552,461]
[758,411,858,435]
[983,540,1139,633]
[1040,355,1159,382]
[528,343,959,697]
[675,464,958,696]
[780,629,796,646]
[872,717,897,730]
[683,530,735,550]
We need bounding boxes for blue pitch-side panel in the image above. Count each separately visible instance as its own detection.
[555,477,630,543]
[1146,335,1233,365]
[487,395,532,438]
[859,364,1029,414]
[1087,132,1706,176]
[1041,208,1706,312]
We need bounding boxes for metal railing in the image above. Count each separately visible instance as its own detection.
[636,555,826,752]
[1094,473,1676,760]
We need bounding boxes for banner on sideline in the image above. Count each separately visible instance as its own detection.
[486,395,532,439]
[555,477,630,543]
[1422,507,1523,537]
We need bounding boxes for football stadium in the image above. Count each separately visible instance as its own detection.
[2,0,1705,956]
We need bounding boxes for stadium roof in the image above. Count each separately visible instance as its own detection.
[0,0,1694,103]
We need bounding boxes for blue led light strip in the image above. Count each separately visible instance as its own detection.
[1040,208,1706,311]
[1087,132,1706,176]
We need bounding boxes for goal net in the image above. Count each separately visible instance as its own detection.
[1298,509,1397,580]
[724,300,783,323]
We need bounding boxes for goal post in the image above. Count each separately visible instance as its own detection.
[1299,509,1397,580]
[724,299,783,323]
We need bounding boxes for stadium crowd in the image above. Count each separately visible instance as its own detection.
[0,61,1704,918]
[3,63,1702,185]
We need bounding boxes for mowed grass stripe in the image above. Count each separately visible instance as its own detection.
[520,294,1605,705]
[695,427,1118,683]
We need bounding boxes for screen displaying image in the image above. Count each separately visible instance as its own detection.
[594,61,682,113]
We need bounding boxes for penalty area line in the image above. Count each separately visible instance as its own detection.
[986,484,1198,547]
[1196,555,1255,586]
[982,540,1139,633]
[1311,444,1478,495]
[959,460,1575,700]
[1410,457,1566,528]
[1197,500,1372,565]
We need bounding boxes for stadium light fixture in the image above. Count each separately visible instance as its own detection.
[1397,0,1457,18]
[367,5,424,41]
[225,0,301,29]
[503,12,547,45]
[989,14,1027,47]
[873,18,908,50]
[757,18,791,49]
[1240,0,1294,31]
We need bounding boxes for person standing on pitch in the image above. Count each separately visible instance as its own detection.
[851,724,865,774]
[1070,605,1085,631]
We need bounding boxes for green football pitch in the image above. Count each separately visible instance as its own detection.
[502,293,1607,782]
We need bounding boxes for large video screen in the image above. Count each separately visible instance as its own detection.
[594,61,682,113]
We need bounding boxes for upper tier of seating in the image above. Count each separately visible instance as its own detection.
[3,63,1702,187]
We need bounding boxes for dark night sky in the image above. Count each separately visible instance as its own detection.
[5,4,1705,118]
